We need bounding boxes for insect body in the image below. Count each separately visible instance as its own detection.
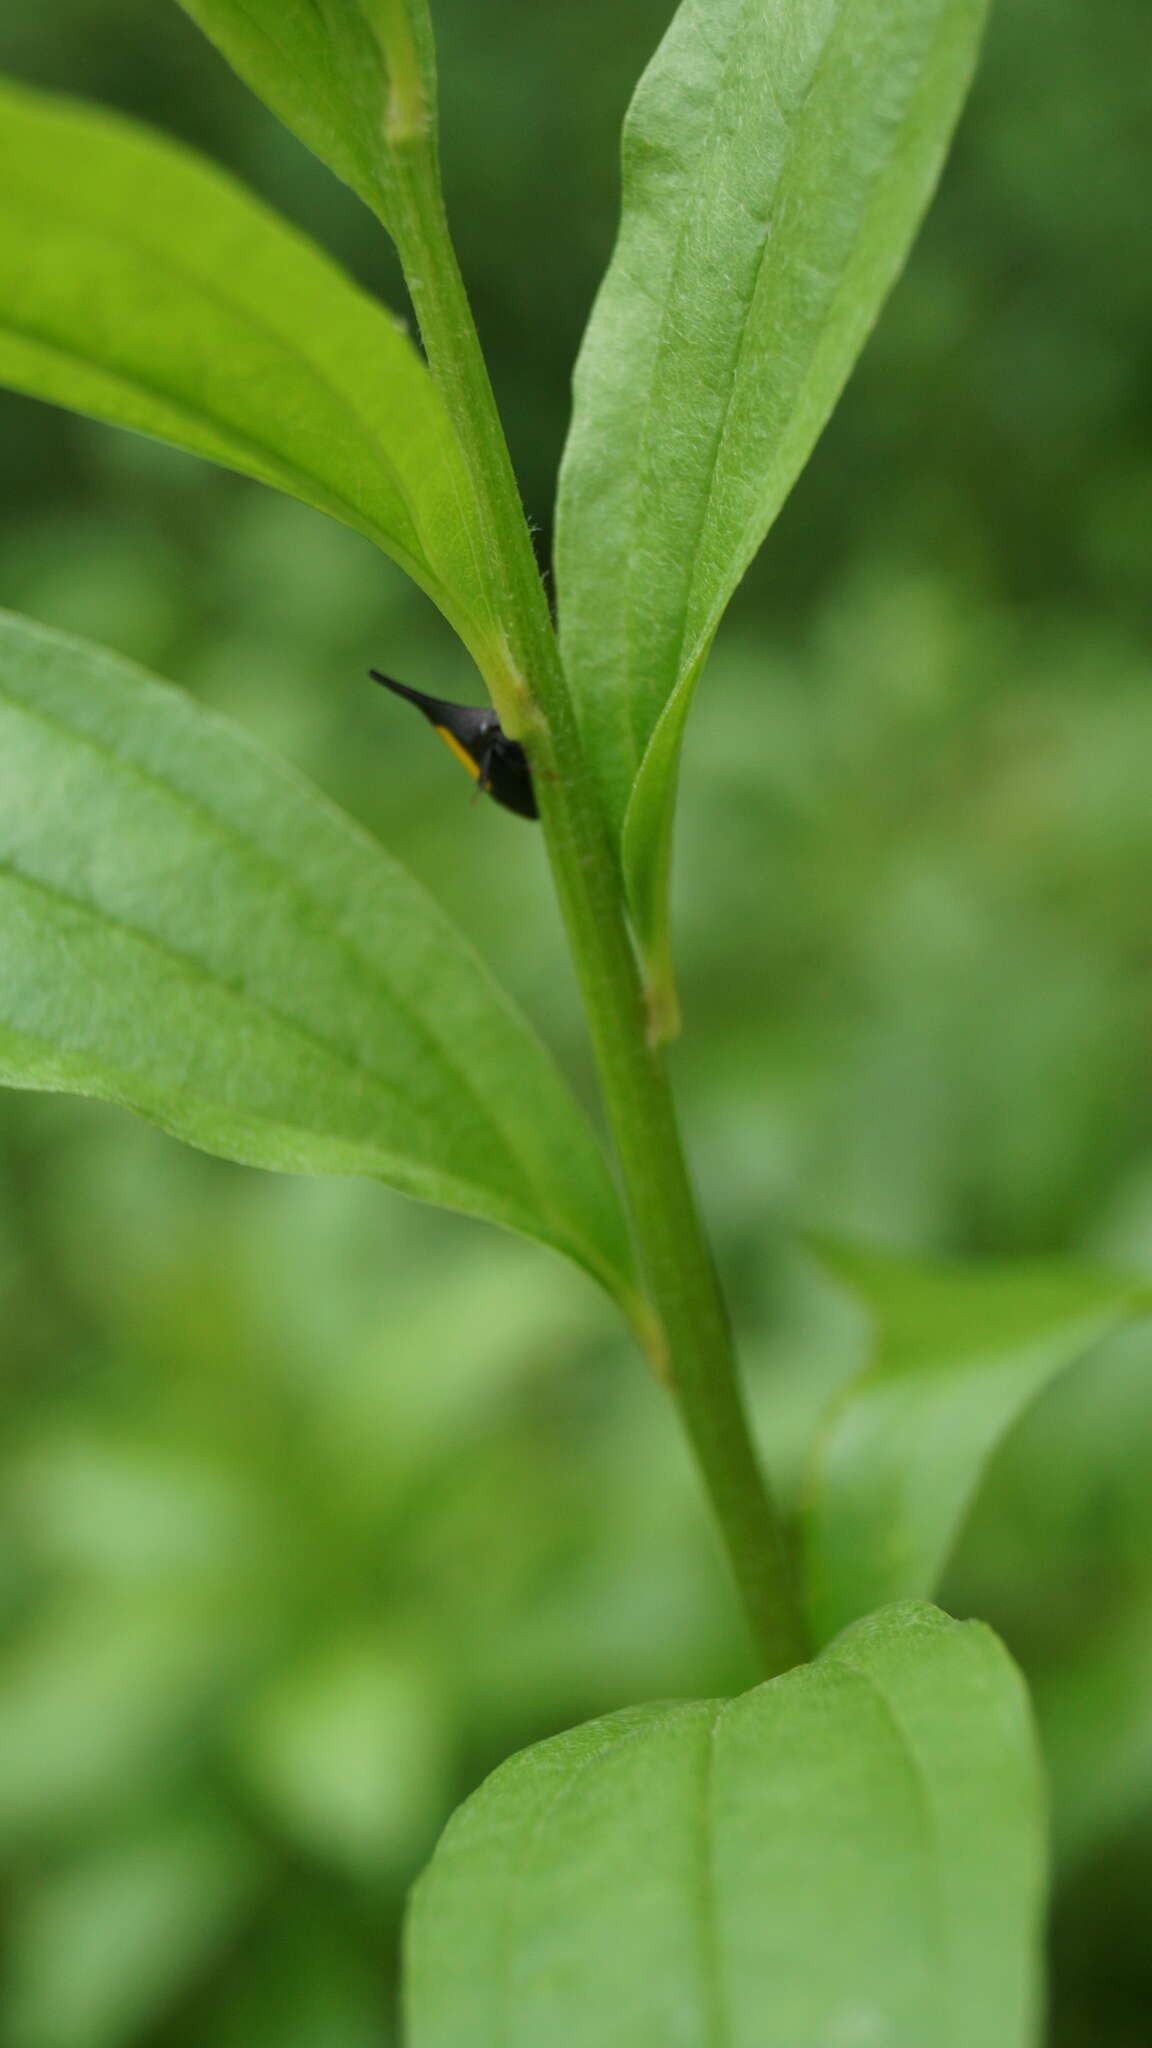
[369,671,538,820]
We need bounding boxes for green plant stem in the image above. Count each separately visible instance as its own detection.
[379,59,806,1677]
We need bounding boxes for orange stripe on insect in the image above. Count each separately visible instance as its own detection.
[434,724,483,781]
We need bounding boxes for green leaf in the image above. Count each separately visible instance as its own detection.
[176,0,436,228]
[556,0,990,992]
[802,1243,1146,1646]
[0,79,499,672]
[406,1601,1046,2047]
[0,610,636,1310]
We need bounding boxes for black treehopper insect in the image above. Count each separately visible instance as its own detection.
[369,672,538,820]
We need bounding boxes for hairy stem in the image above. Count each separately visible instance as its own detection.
[378,28,806,1676]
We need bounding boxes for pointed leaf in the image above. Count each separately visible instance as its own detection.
[556,0,990,981]
[407,1602,1046,2048]
[0,79,498,670]
[803,1243,1146,1645]
[0,610,635,1309]
[176,0,436,229]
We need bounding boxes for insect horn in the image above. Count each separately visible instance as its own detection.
[368,670,434,711]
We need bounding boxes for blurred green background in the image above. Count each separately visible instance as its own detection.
[1,1,1150,2042]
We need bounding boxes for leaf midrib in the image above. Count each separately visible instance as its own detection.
[494,1705,718,2047]
[835,1657,953,2038]
[619,0,853,768]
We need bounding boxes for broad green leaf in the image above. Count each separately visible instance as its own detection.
[803,1243,1146,1646]
[177,0,436,229]
[556,0,990,994]
[407,1601,1046,2047]
[0,79,499,672]
[0,610,635,1309]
